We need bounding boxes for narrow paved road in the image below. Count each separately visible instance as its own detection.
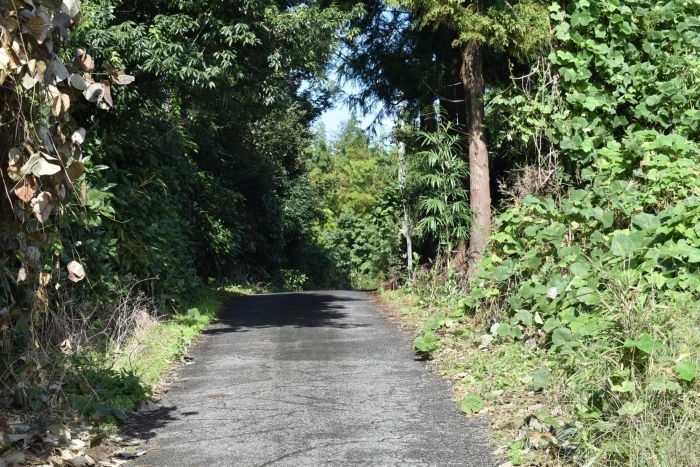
[131,291,494,466]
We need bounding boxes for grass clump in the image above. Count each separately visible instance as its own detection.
[112,287,244,389]
[54,286,247,424]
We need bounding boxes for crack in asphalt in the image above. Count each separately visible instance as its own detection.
[131,291,494,466]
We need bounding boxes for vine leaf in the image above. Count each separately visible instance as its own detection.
[460,394,484,414]
[675,361,697,382]
[66,261,86,282]
[52,12,72,28]
[62,0,81,20]
[40,0,63,8]
[83,83,104,102]
[532,367,550,392]
[51,93,71,117]
[32,191,53,223]
[21,153,61,177]
[25,17,50,44]
[22,72,37,89]
[74,47,95,72]
[14,176,37,202]
[44,58,69,85]
[69,73,87,90]
[116,74,135,85]
[66,161,85,180]
[71,128,86,145]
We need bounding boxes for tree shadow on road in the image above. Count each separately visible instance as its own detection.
[202,291,371,336]
[124,292,372,450]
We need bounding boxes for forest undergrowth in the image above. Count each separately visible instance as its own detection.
[379,263,700,466]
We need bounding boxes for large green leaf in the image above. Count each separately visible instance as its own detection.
[460,394,484,414]
[532,367,550,391]
[675,361,697,382]
[551,327,573,346]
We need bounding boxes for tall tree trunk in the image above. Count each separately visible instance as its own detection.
[462,42,490,267]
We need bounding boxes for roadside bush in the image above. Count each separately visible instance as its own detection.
[459,0,700,463]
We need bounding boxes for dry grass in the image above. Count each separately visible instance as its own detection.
[37,279,161,354]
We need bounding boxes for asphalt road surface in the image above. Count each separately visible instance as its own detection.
[131,291,494,466]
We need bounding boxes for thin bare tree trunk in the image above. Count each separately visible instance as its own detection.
[397,102,413,280]
[462,42,490,267]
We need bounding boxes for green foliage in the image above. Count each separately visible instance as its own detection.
[66,354,151,415]
[308,120,403,288]
[1,0,362,415]
[391,0,550,60]
[463,0,700,463]
[414,331,438,353]
[415,120,471,253]
[460,394,484,414]
[532,367,550,392]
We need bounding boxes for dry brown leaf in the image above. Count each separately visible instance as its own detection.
[0,47,11,69]
[17,264,27,283]
[35,287,47,312]
[9,39,25,69]
[66,261,85,282]
[59,339,72,355]
[39,271,51,286]
[89,433,105,447]
[32,191,53,223]
[57,182,66,200]
[81,181,88,201]
[25,16,49,43]
[99,80,113,108]
[85,446,111,462]
[69,72,87,90]
[21,71,36,89]
[104,62,119,79]
[13,175,36,202]
[67,161,85,181]
[5,17,19,34]
[78,53,94,72]
[8,147,22,166]
[21,153,61,177]
[51,92,71,117]
[32,60,47,81]
[48,423,71,442]
[116,74,135,85]
[7,164,22,181]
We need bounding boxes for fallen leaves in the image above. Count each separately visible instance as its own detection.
[0,415,147,467]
